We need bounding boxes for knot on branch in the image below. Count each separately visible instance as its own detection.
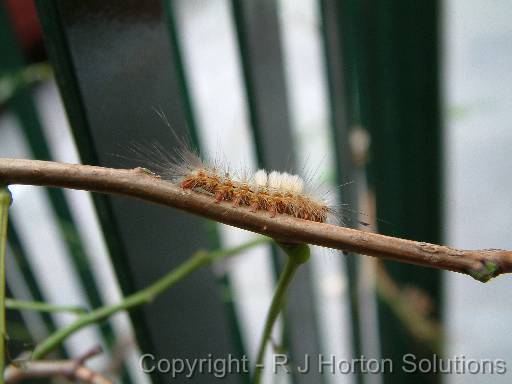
[468,259,500,283]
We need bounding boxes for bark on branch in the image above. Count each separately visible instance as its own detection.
[1,158,511,282]
[4,346,111,383]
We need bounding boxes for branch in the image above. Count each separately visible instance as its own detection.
[253,243,310,384]
[0,187,12,384]
[4,346,111,383]
[375,261,442,352]
[5,298,87,315]
[1,158,511,282]
[31,237,268,359]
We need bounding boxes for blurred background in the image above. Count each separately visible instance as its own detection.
[1,0,511,383]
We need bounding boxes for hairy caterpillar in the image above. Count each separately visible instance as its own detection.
[171,151,332,223]
[128,146,334,224]
[125,111,337,225]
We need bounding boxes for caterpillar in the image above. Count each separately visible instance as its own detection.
[126,109,337,224]
[131,141,334,224]
[180,165,330,223]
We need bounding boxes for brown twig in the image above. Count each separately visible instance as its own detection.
[4,345,112,383]
[0,158,511,282]
[375,261,442,351]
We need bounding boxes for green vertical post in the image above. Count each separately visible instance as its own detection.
[230,2,323,383]
[0,3,125,376]
[163,2,249,381]
[319,2,368,383]
[363,1,443,383]
[36,1,246,383]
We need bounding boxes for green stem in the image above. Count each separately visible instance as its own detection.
[5,299,86,315]
[31,236,269,360]
[252,243,310,384]
[0,187,12,384]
